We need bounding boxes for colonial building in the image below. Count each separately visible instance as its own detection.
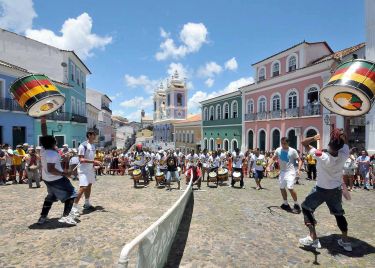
[112,115,134,149]
[201,90,242,152]
[87,89,112,148]
[140,109,153,129]
[174,114,202,154]
[0,28,90,148]
[153,71,188,142]
[86,103,100,132]
[241,41,365,152]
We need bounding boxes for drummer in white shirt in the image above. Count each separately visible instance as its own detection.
[231,148,245,189]
[250,148,265,190]
[199,149,210,181]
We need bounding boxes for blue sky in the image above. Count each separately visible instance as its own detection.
[0,0,365,121]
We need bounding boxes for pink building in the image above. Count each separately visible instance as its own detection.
[241,41,365,152]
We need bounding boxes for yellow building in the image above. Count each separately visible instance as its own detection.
[174,114,202,154]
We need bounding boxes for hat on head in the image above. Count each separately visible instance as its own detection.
[63,144,69,147]
[7,149,13,154]
[23,143,29,147]
[16,145,22,148]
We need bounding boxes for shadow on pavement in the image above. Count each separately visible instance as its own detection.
[81,205,109,215]
[28,218,78,230]
[320,234,375,257]
[164,193,194,268]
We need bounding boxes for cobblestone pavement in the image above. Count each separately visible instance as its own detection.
[0,175,182,267]
[175,176,375,268]
[1,175,375,267]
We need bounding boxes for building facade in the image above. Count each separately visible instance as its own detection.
[242,41,365,153]
[174,114,202,154]
[0,28,90,148]
[0,61,34,147]
[201,90,242,152]
[87,89,112,148]
[153,71,188,142]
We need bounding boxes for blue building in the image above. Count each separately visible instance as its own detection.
[0,61,35,147]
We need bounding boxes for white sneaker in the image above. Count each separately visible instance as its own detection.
[58,215,77,225]
[70,207,80,217]
[338,239,352,252]
[299,236,321,249]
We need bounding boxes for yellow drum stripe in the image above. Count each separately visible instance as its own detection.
[329,73,375,92]
[19,85,58,107]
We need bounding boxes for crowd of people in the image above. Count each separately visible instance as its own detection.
[1,128,374,251]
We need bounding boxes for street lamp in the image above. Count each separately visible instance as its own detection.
[52,123,63,136]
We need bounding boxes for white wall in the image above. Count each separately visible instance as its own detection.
[304,43,332,66]
[0,29,65,82]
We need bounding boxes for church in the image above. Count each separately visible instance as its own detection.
[153,71,188,143]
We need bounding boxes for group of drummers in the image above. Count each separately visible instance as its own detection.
[123,143,278,190]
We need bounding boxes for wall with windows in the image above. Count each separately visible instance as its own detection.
[202,125,242,152]
[202,95,242,127]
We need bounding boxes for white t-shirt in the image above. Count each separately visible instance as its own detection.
[232,151,244,168]
[275,147,299,173]
[69,156,80,165]
[251,154,265,171]
[41,149,63,182]
[200,153,209,167]
[309,144,349,189]
[78,141,96,174]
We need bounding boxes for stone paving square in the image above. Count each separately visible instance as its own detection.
[0,175,374,267]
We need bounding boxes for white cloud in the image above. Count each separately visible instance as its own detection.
[188,77,254,112]
[0,0,37,33]
[109,92,122,101]
[225,57,238,71]
[124,74,158,94]
[197,61,222,78]
[167,62,188,79]
[25,13,112,59]
[120,96,153,109]
[205,78,214,88]
[155,22,208,60]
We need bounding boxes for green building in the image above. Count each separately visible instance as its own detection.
[201,90,242,152]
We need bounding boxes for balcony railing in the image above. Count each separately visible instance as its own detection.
[101,105,112,113]
[244,105,322,121]
[0,97,25,112]
[45,112,87,123]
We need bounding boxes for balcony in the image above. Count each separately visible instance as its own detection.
[0,98,25,112]
[270,110,282,119]
[302,104,321,116]
[285,107,299,118]
[45,112,87,123]
[257,111,268,120]
[101,105,112,113]
[244,113,256,121]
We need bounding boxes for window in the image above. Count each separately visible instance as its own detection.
[216,105,222,120]
[204,108,209,121]
[0,79,5,98]
[209,106,214,120]
[288,56,297,72]
[70,62,75,81]
[12,126,26,148]
[177,93,183,106]
[272,62,280,77]
[204,139,208,150]
[259,130,266,151]
[272,95,281,111]
[306,129,318,148]
[191,132,194,143]
[247,99,254,114]
[231,101,238,118]
[307,87,319,104]
[224,139,229,151]
[288,91,298,109]
[167,94,170,106]
[258,97,266,112]
[272,129,280,150]
[210,139,214,151]
[232,140,238,151]
[71,97,76,114]
[154,101,157,111]
[247,130,254,149]
[224,103,229,119]
[258,67,265,81]
[76,68,80,85]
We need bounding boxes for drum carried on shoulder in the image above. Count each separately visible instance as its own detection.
[320,59,375,116]
[9,74,65,117]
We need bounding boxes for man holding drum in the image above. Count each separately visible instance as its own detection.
[166,150,180,191]
[231,148,245,189]
[250,148,265,190]
[267,137,303,213]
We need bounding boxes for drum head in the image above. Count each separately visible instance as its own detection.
[28,95,65,117]
[233,171,241,177]
[133,169,141,175]
[209,172,217,177]
[320,85,371,116]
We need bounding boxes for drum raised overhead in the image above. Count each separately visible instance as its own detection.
[320,59,375,116]
[9,74,65,117]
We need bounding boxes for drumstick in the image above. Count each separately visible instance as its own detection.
[317,139,321,150]
[72,163,81,171]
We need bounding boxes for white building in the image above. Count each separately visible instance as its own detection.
[86,88,112,148]
[365,0,375,154]
[86,103,100,131]
[113,125,134,149]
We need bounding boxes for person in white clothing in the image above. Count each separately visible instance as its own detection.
[37,135,77,225]
[231,148,245,188]
[71,130,101,216]
[250,148,265,190]
[267,137,303,213]
[299,130,352,252]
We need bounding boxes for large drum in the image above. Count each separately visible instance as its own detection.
[232,171,241,182]
[9,74,65,117]
[133,169,142,181]
[128,167,134,177]
[320,59,375,116]
[155,172,165,183]
[217,168,228,181]
[208,171,217,182]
